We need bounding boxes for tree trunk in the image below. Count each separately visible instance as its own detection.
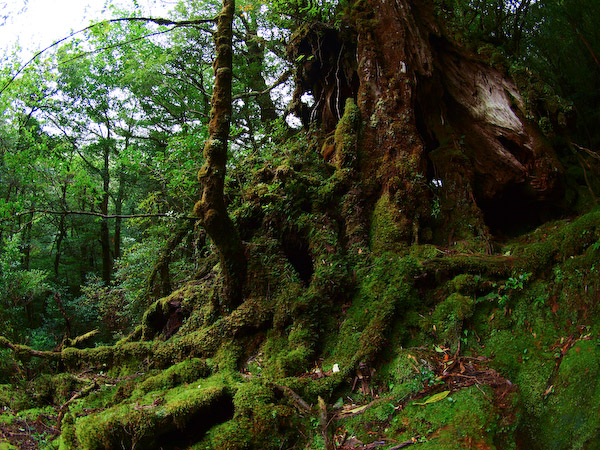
[54,182,68,278]
[147,220,194,300]
[240,15,279,126]
[22,212,33,270]
[194,0,246,309]
[100,139,112,284]
[290,0,565,244]
[114,168,126,260]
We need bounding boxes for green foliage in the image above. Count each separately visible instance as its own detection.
[436,0,600,149]
[410,365,442,393]
[267,0,345,25]
[480,272,531,308]
[0,236,51,344]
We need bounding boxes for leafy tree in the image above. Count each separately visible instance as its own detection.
[0,1,599,447]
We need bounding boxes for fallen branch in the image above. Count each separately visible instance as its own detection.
[387,438,420,449]
[272,383,311,413]
[61,329,100,351]
[318,396,331,450]
[57,382,99,431]
[0,336,61,361]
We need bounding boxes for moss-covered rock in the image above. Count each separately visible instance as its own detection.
[395,387,497,447]
[534,341,600,449]
[431,293,474,347]
[75,374,233,450]
[370,191,407,254]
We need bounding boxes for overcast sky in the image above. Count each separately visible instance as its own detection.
[0,0,175,61]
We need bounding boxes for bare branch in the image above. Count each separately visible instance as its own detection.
[55,27,177,68]
[7,209,197,221]
[0,16,216,95]
[232,69,292,101]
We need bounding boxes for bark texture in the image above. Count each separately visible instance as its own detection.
[194,0,246,309]
[290,0,565,243]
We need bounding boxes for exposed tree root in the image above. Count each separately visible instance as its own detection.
[272,383,311,413]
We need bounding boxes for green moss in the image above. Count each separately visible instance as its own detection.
[515,208,600,272]
[75,374,232,450]
[61,346,112,370]
[0,384,32,410]
[484,329,559,445]
[431,293,474,347]
[271,332,313,377]
[409,244,443,260]
[486,330,534,380]
[58,412,77,450]
[516,355,554,421]
[333,98,361,169]
[331,254,418,368]
[67,381,127,418]
[370,191,407,254]
[199,419,252,450]
[534,341,600,449]
[29,373,84,405]
[447,274,478,295]
[196,380,297,450]
[134,358,211,395]
[14,405,56,422]
[385,386,497,448]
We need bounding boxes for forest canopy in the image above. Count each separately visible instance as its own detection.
[0,0,599,449]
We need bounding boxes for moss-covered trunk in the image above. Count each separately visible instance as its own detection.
[291,0,565,246]
[194,0,246,309]
[240,15,279,126]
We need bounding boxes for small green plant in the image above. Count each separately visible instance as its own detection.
[482,272,531,308]
[534,294,547,307]
[410,365,441,392]
[460,329,471,346]
[505,272,531,290]
[375,402,396,421]
[431,197,441,219]
[553,267,564,283]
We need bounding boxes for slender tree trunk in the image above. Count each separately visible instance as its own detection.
[114,136,130,261]
[147,220,194,300]
[54,182,68,277]
[241,15,278,126]
[100,138,112,284]
[79,192,91,285]
[1,183,12,245]
[22,213,33,270]
[194,0,246,309]
[114,168,125,260]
